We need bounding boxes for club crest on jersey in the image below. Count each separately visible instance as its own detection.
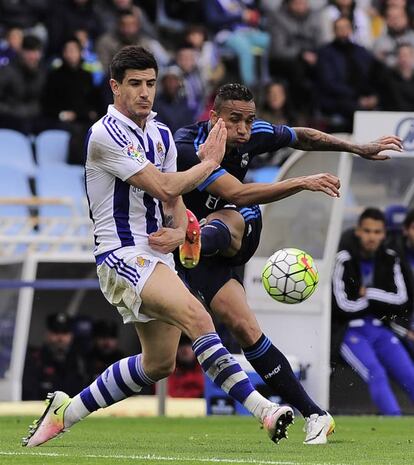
[240,153,249,168]
[156,141,163,154]
[136,256,150,268]
[124,144,146,164]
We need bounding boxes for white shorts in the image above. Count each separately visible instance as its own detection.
[96,246,176,324]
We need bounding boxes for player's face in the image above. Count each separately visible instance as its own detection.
[211,100,256,148]
[111,68,157,126]
[404,222,414,248]
[356,218,386,255]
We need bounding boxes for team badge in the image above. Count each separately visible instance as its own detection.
[136,256,150,268]
[156,141,163,154]
[240,153,249,168]
[123,144,146,164]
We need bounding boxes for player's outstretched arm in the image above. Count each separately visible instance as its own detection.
[290,128,404,160]
[127,120,227,201]
[205,171,341,207]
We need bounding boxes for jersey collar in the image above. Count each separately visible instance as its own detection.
[107,104,157,131]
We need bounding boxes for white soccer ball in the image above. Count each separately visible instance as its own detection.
[261,248,319,304]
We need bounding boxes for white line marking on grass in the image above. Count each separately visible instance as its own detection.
[0,451,354,465]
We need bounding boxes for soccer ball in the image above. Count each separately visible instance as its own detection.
[262,248,319,304]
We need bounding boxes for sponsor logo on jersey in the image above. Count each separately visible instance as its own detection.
[124,144,146,164]
[136,256,150,268]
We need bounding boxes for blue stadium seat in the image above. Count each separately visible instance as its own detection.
[35,130,70,165]
[385,204,407,233]
[35,164,85,218]
[0,129,36,177]
[0,165,32,217]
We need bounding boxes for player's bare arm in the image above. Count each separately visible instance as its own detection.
[127,119,227,201]
[205,171,341,207]
[148,196,187,254]
[291,128,404,160]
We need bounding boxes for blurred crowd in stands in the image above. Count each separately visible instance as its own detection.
[1,0,414,159]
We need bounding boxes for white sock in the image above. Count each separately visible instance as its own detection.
[243,391,274,421]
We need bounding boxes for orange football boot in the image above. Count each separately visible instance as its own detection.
[179,209,201,269]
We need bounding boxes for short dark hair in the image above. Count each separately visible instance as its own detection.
[110,46,158,83]
[22,35,42,51]
[404,209,414,229]
[358,207,386,225]
[213,83,254,112]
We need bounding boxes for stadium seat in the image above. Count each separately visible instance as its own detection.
[385,204,407,233]
[35,130,70,165]
[0,165,32,217]
[35,164,85,218]
[0,129,36,177]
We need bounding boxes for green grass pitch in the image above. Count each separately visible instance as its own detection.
[0,416,413,465]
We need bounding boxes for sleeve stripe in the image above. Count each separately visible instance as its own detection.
[102,115,126,148]
[365,263,408,305]
[197,168,227,191]
[251,129,274,134]
[283,125,297,144]
[332,251,369,312]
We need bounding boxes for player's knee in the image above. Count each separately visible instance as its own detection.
[145,356,176,381]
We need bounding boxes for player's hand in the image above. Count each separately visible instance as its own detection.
[303,173,341,197]
[355,136,404,160]
[406,330,414,342]
[148,227,185,253]
[198,118,227,166]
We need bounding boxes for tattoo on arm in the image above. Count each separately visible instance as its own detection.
[292,128,356,153]
[164,214,174,228]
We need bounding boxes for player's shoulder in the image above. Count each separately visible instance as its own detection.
[252,119,275,134]
[89,114,131,149]
[174,121,207,144]
[152,118,173,137]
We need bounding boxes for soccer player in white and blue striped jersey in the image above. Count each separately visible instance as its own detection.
[22,46,293,448]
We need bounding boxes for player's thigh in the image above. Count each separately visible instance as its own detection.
[210,278,261,346]
[135,320,182,377]
[140,262,214,338]
[341,329,386,381]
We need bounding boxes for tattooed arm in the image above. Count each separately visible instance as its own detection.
[148,196,187,254]
[291,128,403,160]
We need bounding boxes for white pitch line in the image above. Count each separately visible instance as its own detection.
[0,451,354,465]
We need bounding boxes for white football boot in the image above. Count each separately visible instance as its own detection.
[22,391,71,447]
[262,403,294,444]
[303,412,335,445]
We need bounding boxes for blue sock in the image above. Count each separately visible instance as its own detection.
[244,334,325,417]
[201,220,231,256]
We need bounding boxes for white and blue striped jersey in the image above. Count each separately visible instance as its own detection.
[85,105,177,259]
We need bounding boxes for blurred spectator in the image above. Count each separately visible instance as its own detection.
[96,0,158,39]
[46,0,103,57]
[320,0,374,48]
[73,28,104,86]
[42,37,99,164]
[175,45,206,119]
[268,0,323,114]
[153,65,194,133]
[0,0,48,41]
[0,35,47,134]
[87,320,124,381]
[257,81,299,126]
[331,208,414,415]
[315,17,380,132]
[373,6,414,67]
[22,313,88,400]
[183,24,225,90]
[0,27,23,67]
[167,335,204,398]
[202,0,269,87]
[96,10,169,75]
[380,43,414,110]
